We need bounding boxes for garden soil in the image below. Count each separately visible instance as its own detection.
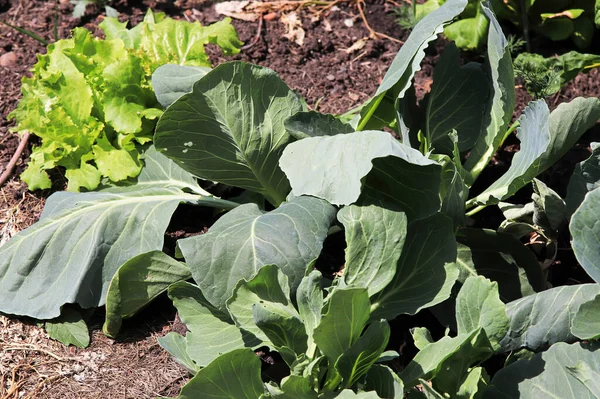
[1,0,600,397]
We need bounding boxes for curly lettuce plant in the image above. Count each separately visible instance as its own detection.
[9,10,242,191]
[3,0,600,397]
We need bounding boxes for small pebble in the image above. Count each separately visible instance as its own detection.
[344,18,354,27]
[0,51,16,67]
[326,74,335,81]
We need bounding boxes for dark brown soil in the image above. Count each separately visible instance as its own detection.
[2,0,600,397]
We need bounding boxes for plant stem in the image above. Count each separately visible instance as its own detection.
[465,204,486,217]
[356,94,383,131]
[0,132,30,188]
[502,119,520,144]
[322,370,343,392]
[519,0,531,53]
[241,14,263,50]
[463,120,520,214]
[468,119,520,184]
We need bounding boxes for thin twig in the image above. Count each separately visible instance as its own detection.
[241,14,264,50]
[386,0,403,6]
[157,374,187,395]
[23,373,69,399]
[2,344,95,369]
[4,345,64,362]
[0,131,29,188]
[2,364,28,399]
[247,0,351,15]
[357,0,404,44]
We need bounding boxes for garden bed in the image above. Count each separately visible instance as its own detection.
[1,0,600,398]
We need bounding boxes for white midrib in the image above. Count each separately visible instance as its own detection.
[2,191,210,243]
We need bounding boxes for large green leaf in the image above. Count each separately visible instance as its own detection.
[266,376,318,398]
[157,332,200,374]
[499,284,600,352]
[254,302,308,358]
[337,205,408,296]
[537,97,600,171]
[486,342,600,399]
[572,294,600,340]
[103,250,191,338]
[179,196,335,310]
[151,64,211,108]
[456,276,509,351]
[455,367,489,399]
[456,228,545,301]
[297,271,324,352]
[155,61,302,206]
[337,320,391,389]
[425,43,489,154]
[280,376,318,398]
[472,98,600,206]
[45,307,90,348]
[365,365,404,399]
[0,147,234,319]
[313,288,371,366]
[566,361,600,396]
[396,84,424,148]
[280,130,442,220]
[464,3,515,180]
[177,349,264,399]
[399,329,489,388]
[433,329,494,395]
[532,178,565,233]
[571,187,600,283]
[166,281,260,368]
[331,390,381,398]
[356,0,468,130]
[227,265,298,347]
[471,100,549,205]
[411,327,434,351]
[439,153,469,227]
[370,213,458,320]
[284,111,354,140]
[566,142,600,216]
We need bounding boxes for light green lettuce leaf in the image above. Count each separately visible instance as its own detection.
[139,17,242,70]
[10,12,242,192]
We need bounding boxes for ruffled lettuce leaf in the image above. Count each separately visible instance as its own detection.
[10,11,242,191]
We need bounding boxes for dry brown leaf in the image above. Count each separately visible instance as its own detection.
[343,37,369,53]
[280,12,305,46]
[214,1,259,21]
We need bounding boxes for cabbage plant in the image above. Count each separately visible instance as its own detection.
[2,0,600,397]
